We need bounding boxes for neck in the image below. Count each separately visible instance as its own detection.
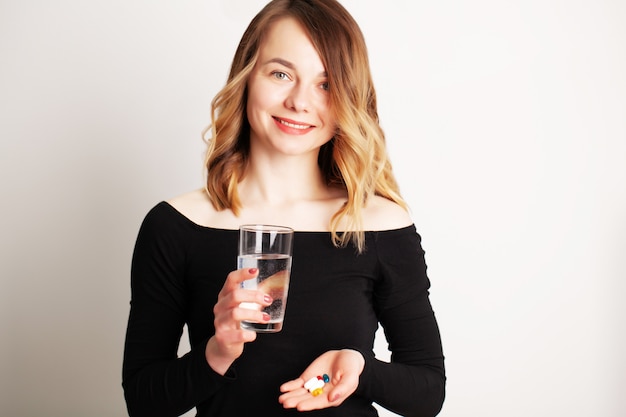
[239,154,329,206]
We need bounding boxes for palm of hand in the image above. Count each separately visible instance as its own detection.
[278,349,365,411]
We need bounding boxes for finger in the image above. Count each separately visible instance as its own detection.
[280,375,336,410]
[233,306,272,325]
[278,386,308,406]
[215,305,271,330]
[223,267,259,291]
[279,387,322,409]
[325,372,358,405]
[231,288,273,307]
[279,378,304,393]
[281,388,332,411]
[215,286,272,316]
[222,269,273,307]
[283,373,351,409]
[325,386,345,404]
[213,326,257,346]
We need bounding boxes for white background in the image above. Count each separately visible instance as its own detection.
[1,0,625,416]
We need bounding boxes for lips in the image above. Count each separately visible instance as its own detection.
[273,116,314,130]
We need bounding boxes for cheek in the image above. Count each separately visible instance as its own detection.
[246,86,270,129]
[247,79,278,111]
[319,107,337,132]
[314,96,333,123]
[246,84,261,115]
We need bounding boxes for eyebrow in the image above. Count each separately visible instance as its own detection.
[263,57,327,78]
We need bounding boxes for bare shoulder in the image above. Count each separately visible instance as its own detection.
[168,188,211,210]
[167,189,234,228]
[361,195,413,231]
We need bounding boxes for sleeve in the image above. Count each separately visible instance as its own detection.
[122,204,234,417]
[356,228,446,417]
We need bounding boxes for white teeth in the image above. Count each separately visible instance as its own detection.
[279,119,310,129]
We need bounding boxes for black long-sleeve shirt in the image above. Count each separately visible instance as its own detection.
[122,202,445,416]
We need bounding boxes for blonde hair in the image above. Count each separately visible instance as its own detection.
[204,0,406,252]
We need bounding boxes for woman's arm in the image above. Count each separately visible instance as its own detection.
[121,204,232,417]
[358,227,446,417]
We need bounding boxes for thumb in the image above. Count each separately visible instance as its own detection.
[327,381,356,405]
[326,374,355,405]
[327,387,343,404]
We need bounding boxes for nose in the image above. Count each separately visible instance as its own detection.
[284,82,310,113]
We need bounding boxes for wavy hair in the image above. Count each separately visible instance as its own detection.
[204,0,406,251]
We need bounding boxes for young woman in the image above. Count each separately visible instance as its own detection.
[122,1,445,416]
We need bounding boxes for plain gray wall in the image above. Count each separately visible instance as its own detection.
[1,0,625,416]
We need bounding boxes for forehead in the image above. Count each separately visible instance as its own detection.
[258,17,325,72]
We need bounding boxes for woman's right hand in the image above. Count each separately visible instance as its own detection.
[205,267,272,375]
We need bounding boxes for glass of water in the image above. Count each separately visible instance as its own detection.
[238,224,293,332]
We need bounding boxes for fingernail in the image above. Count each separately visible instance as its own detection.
[262,313,271,321]
[248,268,258,274]
[263,294,272,304]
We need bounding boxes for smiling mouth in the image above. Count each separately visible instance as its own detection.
[273,117,313,130]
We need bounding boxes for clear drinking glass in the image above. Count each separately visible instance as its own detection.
[238,224,294,332]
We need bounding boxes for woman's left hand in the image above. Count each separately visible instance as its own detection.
[278,349,365,411]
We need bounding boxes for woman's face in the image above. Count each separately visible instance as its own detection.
[246,17,336,158]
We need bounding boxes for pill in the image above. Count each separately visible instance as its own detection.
[304,377,322,391]
[305,379,324,391]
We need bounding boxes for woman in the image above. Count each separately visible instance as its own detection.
[122,0,445,416]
